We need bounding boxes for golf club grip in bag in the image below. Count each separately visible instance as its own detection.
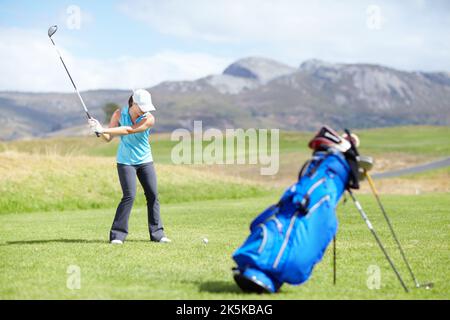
[232,149,351,293]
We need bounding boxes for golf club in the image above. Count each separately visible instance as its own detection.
[348,189,409,292]
[47,25,99,137]
[365,172,434,290]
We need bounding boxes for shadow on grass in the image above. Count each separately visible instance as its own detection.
[1,239,151,245]
[198,280,243,294]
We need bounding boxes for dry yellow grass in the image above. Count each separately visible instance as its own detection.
[359,178,450,195]
[186,152,448,194]
[370,153,436,173]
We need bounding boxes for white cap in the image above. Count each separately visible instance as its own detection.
[132,89,156,112]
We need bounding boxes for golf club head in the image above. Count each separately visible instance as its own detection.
[342,132,360,148]
[308,126,351,152]
[358,155,374,171]
[48,25,58,38]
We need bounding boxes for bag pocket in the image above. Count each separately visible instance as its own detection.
[252,219,285,269]
[273,195,331,270]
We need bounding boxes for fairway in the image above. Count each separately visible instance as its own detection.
[1,126,449,300]
[0,194,448,299]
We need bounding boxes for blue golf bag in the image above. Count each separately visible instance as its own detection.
[232,149,352,293]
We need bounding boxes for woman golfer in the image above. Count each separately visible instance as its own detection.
[88,89,170,244]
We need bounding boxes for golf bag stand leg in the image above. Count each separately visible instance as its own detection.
[348,190,409,292]
[333,236,336,285]
[365,172,433,289]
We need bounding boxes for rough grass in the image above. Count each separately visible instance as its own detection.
[358,167,450,195]
[0,152,269,214]
[0,194,448,299]
[1,126,449,214]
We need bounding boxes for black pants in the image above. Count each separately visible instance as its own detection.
[110,162,164,242]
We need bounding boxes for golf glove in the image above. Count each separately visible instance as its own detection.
[88,118,104,134]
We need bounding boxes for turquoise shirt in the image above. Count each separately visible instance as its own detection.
[116,107,153,165]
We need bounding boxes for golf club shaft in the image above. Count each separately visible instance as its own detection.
[49,37,100,137]
[50,39,91,118]
[365,172,420,287]
[348,190,409,292]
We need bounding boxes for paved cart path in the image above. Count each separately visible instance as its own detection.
[372,157,450,179]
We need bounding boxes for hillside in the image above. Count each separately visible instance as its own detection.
[1,57,449,140]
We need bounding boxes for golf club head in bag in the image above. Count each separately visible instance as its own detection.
[308,126,351,153]
[308,126,366,189]
[342,132,360,148]
[357,155,374,181]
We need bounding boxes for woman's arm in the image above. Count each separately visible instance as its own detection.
[102,113,155,136]
[100,109,121,142]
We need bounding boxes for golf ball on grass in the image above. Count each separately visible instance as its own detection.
[202,238,209,244]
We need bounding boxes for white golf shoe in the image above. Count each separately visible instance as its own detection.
[158,237,172,243]
[111,239,123,245]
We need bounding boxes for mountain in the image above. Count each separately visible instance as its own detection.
[0,90,131,140]
[0,57,449,140]
[223,57,296,83]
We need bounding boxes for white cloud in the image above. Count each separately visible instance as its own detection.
[119,0,450,71]
[0,27,230,92]
[1,2,449,92]
[119,0,355,43]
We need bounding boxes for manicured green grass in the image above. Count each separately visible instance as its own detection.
[0,194,448,299]
[356,126,450,157]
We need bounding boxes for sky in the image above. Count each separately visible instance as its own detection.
[0,0,449,92]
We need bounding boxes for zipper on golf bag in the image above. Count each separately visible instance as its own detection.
[254,177,329,268]
[257,224,268,253]
[268,216,283,233]
[250,219,284,267]
[273,195,331,269]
